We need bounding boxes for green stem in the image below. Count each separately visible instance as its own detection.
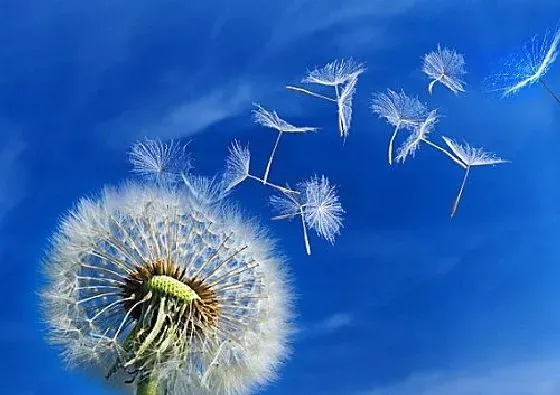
[137,376,157,395]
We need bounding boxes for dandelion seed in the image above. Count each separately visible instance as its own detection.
[252,103,318,183]
[302,58,366,87]
[442,136,508,218]
[128,138,191,185]
[223,140,298,196]
[422,44,467,94]
[395,110,439,164]
[485,25,560,105]
[394,111,466,168]
[371,89,428,165]
[337,75,358,141]
[41,182,293,395]
[223,140,251,192]
[270,175,343,256]
[286,58,366,141]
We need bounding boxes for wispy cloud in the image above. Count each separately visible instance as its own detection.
[100,80,258,147]
[357,359,560,395]
[299,312,355,340]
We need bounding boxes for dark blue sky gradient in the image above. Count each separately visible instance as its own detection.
[1,1,560,394]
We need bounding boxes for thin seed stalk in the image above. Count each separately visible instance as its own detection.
[299,206,311,256]
[421,138,467,168]
[286,86,337,102]
[539,79,560,107]
[388,121,401,165]
[263,131,283,183]
[451,165,471,218]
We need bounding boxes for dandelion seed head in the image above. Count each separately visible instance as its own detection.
[252,103,318,134]
[422,44,467,94]
[371,89,428,129]
[395,110,439,164]
[442,136,508,166]
[41,182,293,395]
[128,138,191,185]
[303,58,366,87]
[485,26,560,97]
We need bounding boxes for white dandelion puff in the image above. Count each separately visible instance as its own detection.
[371,89,429,165]
[128,138,191,185]
[422,44,467,94]
[41,182,293,395]
[442,136,508,218]
[252,103,318,183]
[485,25,560,104]
[286,58,366,141]
[270,175,343,256]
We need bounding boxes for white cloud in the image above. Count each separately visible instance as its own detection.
[299,312,355,340]
[100,80,258,147]
[358,359,560,395]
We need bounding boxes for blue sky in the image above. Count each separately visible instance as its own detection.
[1,0,560,394]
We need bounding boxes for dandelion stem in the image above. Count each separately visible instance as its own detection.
[286,86,337,102]
[299,206,311,256]
[247,174,298,194]
[428,75,443,94]
[388,122,401,165]
[421,138,467,168]
[264,131,283,183]
[451,165,470,218]
[136,376,157,395]
[539,79,560,107]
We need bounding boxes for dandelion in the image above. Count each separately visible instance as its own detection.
[371,89,429,165]
[41,181,293,395]
[269,175,344,256]
[223,140,298,195]
[422,44,467,94]
[286,58,366,140]
[128,138,191,185]
[395,110,467,168]
[442,136,508,218]
[485,25,560,105]
[252,103,318,183]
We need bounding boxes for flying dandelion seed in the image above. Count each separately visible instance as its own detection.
[422,44,467,94]
[252,103,318,183]
[223,140,298,195]
[128,138,191,185]
[442,136,508,218]
[394,110,467,168]
[301,58,366,87]
[286,58,366,141]
[485,25,560,105]
[41,181,293,395]
[269,175,343,256]
[337,75,359,141]
[371,89,428,165]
